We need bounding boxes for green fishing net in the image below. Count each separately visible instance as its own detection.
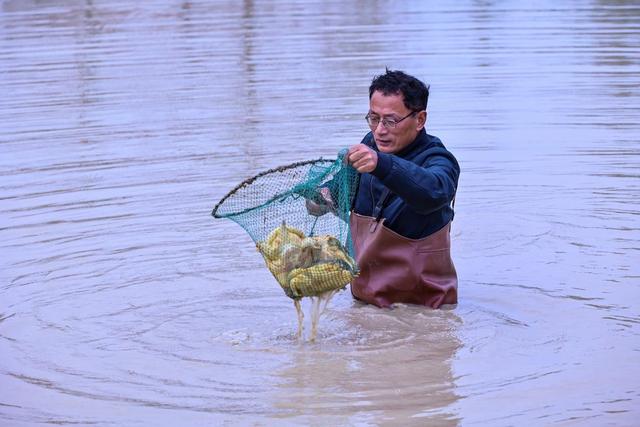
[211,150,359,300]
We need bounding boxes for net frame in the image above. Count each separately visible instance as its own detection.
[211,158,333,220]
[211,155,359,300]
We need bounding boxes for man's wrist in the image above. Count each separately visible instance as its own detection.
[371,152,392,179]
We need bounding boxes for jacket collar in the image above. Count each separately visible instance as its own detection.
[390,128,429,158]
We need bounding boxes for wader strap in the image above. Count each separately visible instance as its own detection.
[373,188,391,222]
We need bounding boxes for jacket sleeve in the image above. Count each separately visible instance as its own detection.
[371,148,460,215]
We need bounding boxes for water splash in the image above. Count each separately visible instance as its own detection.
[292,289,340,342]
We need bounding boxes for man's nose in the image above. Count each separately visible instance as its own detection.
[374,121,388,133]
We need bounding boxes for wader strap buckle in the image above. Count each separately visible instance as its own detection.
[371,187,391,226]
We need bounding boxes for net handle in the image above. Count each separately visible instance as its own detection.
[211,157,335,218]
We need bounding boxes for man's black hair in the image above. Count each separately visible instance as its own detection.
[368,68,430,112]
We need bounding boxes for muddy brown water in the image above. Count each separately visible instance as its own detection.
[1,1,639,426]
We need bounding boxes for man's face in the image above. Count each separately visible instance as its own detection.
[368,90,425,154]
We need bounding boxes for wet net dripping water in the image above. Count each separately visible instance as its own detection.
[211,150,359,340]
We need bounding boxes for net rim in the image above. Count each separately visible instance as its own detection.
[211,157,336,219]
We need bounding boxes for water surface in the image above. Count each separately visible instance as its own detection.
[1,1,639,426]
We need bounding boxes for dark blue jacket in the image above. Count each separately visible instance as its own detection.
[353,129,460,239]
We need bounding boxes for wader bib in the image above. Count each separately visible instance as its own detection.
[349,188,458,308]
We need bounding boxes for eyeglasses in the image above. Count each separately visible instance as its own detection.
[365,111,417,129]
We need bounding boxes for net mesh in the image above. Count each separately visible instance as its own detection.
[211,150,359,300]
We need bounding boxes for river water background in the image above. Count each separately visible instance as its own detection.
[1,1,639,426]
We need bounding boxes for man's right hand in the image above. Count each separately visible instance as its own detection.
[347,144,378,173]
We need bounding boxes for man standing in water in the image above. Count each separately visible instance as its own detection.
[345,69,460,308]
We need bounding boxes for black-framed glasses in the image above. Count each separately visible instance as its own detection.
[365,111,417,129]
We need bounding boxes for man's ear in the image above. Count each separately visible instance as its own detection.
[416,110,427,131]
